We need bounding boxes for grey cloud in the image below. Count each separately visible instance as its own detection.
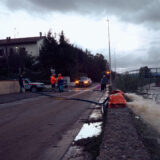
[4,0,77,12]
[145,46,160,66]
[115,44,160,71]
[116,53,143,68]
[122,0,160,25]
[4,0,31,10]
[2,0,160,26]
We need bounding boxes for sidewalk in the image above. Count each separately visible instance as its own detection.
[97,107,151,160]
[0,92,40,104]
[0,87,67,105]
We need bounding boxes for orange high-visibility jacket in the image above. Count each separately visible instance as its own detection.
[50,75,57,85]
[57,75,64,81]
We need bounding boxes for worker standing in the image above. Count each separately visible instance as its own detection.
[57,73,64,92]
[50,74,57,91]
[100,75,108,91]
[18,73,24,93]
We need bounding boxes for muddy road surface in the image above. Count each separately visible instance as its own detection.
[0,86,103,160]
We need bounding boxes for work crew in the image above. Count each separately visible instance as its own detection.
[50,74,57,90]
[57,73,64,92]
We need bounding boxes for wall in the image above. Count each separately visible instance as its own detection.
[37,39,44,56]
[0,40,44,57]
[0,80,19,95]
[0,44,38,57]
[18,44,38,56]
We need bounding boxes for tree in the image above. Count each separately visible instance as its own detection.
[59,31,69,46]
[139,66,151,78]
[38,30,108,82]
[0,47,35,79]
[39,31,58,73]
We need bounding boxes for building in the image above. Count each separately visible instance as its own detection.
[0,34,45,58]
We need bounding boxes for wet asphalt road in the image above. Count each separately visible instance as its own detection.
[0,86,103,160]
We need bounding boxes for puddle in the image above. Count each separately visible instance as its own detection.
[74,122,102,141]
[89,110,102,120]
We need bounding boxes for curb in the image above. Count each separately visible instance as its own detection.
[61,91,108,160]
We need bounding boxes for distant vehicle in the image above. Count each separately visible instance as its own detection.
[23,78,45,92]
[75,77,92,87]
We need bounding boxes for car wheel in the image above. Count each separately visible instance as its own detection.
[31,87,37,92]
[25,89,28,92]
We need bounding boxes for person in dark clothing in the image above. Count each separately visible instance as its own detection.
[100,75,108,91]
[18,74,24,93]
[57,74,64,92]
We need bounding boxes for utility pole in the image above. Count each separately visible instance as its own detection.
[106,19,112,86]
[114,48,116,79]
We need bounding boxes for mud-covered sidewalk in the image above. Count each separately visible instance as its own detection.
[97,107,151,160]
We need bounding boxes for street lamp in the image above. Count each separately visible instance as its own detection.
[106,19,112,85]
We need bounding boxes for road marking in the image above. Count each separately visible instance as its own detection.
[67,85,97,98]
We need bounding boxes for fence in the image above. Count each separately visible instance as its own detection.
[115,67,160,104]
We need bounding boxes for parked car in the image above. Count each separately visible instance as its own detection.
[23,78,45,92]
[75,77,92,87]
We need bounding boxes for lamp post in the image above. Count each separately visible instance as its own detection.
[106,19,112,85]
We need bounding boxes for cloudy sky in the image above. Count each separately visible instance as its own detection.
[1,0,160,72]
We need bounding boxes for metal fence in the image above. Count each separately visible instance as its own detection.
[117,67,160,104]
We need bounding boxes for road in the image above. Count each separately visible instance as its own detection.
[0,85,103,160]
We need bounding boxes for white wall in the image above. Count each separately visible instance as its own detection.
[37,39,44,56]
[0,38,44,57]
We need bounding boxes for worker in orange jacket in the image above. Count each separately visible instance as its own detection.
[50,74,57,90]
[57,73,64,92]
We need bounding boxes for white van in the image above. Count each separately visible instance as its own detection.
[23,78,45,92]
